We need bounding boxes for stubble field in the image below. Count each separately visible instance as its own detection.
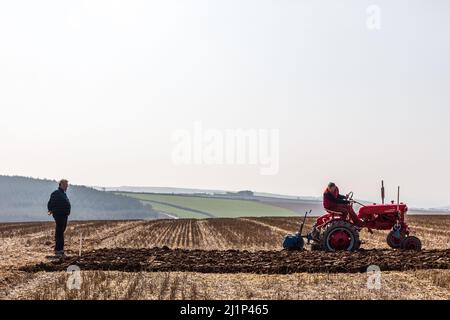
[0,216,449,300]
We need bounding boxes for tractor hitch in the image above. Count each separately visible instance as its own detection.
[282,210,311,250]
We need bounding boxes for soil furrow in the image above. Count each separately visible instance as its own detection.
[21,247,450,274]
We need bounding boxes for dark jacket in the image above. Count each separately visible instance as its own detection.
[323,187,350,209]
[48,188,71,216]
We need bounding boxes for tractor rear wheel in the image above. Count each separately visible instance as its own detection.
[386,230,405,249]
[320,220,360,252]
[400,236,422,251]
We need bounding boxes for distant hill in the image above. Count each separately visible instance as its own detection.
[98,186,320,201]
[119,192,301,218]
[0,176,161,222]
[99,186,227,195]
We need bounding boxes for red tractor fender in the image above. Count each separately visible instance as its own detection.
[315,211,347,230]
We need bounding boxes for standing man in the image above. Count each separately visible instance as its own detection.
[47,179,71,257]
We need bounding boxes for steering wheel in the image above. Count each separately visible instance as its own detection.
[347,191,354,201]
[347,192,366,207]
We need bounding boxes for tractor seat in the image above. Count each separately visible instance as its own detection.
[325,209,344,216]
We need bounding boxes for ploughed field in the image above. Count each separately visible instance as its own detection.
[1,216,449,300]
[23,247,450,274]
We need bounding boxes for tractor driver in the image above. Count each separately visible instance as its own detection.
[323,182,363,227]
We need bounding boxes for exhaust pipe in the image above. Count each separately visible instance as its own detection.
[381,180,385,204]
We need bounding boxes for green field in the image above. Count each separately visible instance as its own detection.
[141,201,207,219]
[118,193,297,219]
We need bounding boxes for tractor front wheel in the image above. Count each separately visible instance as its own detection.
[386,230,405,249]
[320,220,360,252]
[401,236,422,251]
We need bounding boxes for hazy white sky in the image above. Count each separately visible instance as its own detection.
[1,0,449,207]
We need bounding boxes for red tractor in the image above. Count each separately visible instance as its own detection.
[283,181,422,251]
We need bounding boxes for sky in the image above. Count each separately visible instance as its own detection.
[0,0,449,208]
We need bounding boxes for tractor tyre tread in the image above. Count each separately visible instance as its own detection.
[386,230,405,249]
[320,220,360,252]
[400,236,422,251]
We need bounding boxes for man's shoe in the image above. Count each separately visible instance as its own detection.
[55,250,65,257]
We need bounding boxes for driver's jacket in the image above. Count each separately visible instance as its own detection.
[323,187,350,209]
